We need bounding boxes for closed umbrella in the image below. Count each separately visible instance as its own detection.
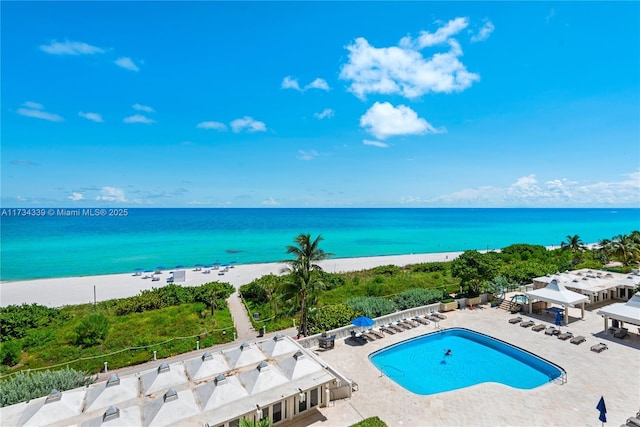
[596,396,607,424]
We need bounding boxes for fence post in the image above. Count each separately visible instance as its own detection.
[196,340,200,350]
[103,362,108,374]
[153,351,157,361]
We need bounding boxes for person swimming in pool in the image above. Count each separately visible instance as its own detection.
[445,349,452,356]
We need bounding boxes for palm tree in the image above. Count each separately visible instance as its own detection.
[560,234,586,254]
[610,233,640,266]
[280,233,333,337]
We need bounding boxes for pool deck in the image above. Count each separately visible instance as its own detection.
[292,302,640,427]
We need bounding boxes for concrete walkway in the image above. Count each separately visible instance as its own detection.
[227,291,257,341]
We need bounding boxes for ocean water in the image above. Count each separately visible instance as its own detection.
[1,208,638,281]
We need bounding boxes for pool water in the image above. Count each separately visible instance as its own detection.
[513,295,529,304]
[369,328,563,395]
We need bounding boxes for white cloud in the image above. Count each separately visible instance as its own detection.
[470,20,495,42]
[115,57,140,71]
[363,139,389,148]
[68,192,84,201]
[340,18,480,99]
[416,17,469,48]
[132,103,155,113]
[360,102,444,140]
[123,114,155,124]
[314,108,335,119]
[17,102,63,122]
[197,121,227,130]
[433,171,640,207]
[305,78,330,91]
[282,76,330,92]
[281,76,301,91]
[23,101,44,110]
[261,197,280,206]
[40,39,104,55]
[230,116,266,133]
[96,187,127,202]
[79,112,104,122]
[298,150,318,160]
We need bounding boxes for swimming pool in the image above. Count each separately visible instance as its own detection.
[369,328,564,395]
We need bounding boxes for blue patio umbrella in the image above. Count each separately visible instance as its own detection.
[351,316,375,328]
[596,396,607,424]
[175,265,185,269]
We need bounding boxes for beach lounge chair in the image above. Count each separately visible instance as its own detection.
[509,317,523,324]
[626,416,640,427]
[414,316,430,325]
[590,343,608,353]
[532,324,546,332]
[427,315,441,322]
[396,321,413,330]
[388,323,404,333]
[520,320,535,328]
[557,331,573,340]
[614,328,629,339]
[401,318,419,328]
[570,335,586,345]
[368,328,384,339]
[433,312,447,319]
[361,331,378,342]
[380,325,396,335]
[544,326,559,335]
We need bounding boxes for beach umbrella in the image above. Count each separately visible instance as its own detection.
[596,396,607,424]
[351,316,375,328]
[175,264,185,269]
[156,266,166,270]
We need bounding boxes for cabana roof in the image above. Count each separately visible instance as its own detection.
[525,279,589,307]
[598,292,640,326]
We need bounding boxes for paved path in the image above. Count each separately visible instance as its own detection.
[227,291,257,340]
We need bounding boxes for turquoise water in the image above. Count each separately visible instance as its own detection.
[1,208,638,281]
[369,328,563,395]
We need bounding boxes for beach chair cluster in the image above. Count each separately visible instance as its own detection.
[508,316,610,352]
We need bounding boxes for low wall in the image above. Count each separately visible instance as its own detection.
[298,302,442,349]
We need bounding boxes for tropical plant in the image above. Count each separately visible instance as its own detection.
[609,233,640,266]
[74,313,110,347]
[239,417,271,427]
[561,234,587,253]
[450,250,500,297]
[280,233,333,336]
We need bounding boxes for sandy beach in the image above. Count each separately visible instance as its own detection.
[0,251,463,308]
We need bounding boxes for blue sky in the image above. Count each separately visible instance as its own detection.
[2,1,639,208]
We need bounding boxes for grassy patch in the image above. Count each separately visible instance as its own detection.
[4,303,234,375]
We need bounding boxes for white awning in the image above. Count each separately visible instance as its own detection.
[598,292,640,326]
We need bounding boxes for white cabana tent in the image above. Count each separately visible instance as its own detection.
[597,292,640,331]
[525,279,589,323]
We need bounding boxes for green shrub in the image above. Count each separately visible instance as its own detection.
[75,313,110,347]
[0,368,93,407]
[393,288,443,310]
[0,303,62,341]
[351,416,388,427]
[410,262,446,273]
[0,341,22,366]
[317,271,346,290]
[370,265,401,275]
[346,296,396,318]
[365,282,384,297]
[307,304,361,334]
[239,281,268,303]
